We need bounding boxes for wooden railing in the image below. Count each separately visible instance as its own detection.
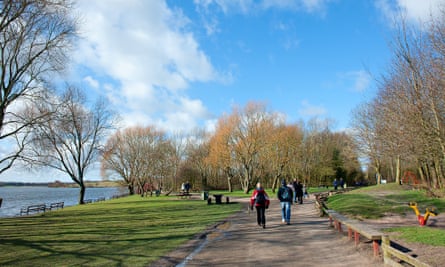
[381,236,432,267]
[315,191,432,266]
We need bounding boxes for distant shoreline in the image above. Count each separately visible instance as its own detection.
[0,180,121,188]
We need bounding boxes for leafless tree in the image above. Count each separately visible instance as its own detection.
[263,123,303,192]
[168,131,189,193]
[351,101,385,185]
[183,128,211,191]
[352,9,445,189]
[24,86,115,204]
[0,0,77,175]
[101,125,173,196]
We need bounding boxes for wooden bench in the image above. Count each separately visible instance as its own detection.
[20,204,47,216]
[177,192,192,199]
[326,210,384,257]
[47,202,64,210]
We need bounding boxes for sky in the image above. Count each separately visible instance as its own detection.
[3,0,445,183]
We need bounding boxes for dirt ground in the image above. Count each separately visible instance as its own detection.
[364,211,445,267]
[149,194,444,267]
[361,188,445,267]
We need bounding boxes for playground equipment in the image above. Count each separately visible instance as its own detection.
[408,202,438,226]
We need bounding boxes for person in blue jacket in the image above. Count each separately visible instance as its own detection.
[277,179,293,225]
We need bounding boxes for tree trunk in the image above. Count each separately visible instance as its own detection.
[395,155,401,185]
[128,184,135,195]
[227,176,232,192]
[79,184,86,204]
[272,176,279,193]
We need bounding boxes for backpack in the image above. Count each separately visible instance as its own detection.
[255,191,266,205]
[281,187,290,201]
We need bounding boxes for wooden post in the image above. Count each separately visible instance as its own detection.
[354,232,360,246]
[372,240,380,257]
[382,235,390,262]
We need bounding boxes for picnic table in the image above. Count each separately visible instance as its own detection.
[213,194,223,204]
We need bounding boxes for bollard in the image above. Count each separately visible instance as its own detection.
[226,196,230,204]
[207,197,212,205]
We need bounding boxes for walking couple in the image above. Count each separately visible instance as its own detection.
[249,180,294,228]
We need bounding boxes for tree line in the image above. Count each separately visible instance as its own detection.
[351,9,445,190]
[101,102,363,195]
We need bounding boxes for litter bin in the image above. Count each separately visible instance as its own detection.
[201,191,209,200]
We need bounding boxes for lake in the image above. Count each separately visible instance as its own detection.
[0,186,127,218]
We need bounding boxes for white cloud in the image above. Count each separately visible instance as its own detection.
[83,76,99,89]
[300,0,330,13]
[74,0,219,132]
[322,70,371,93]
[376,0,445,24]
[194,0,332,17]
[342,70,371,92]
[298,100,327,117]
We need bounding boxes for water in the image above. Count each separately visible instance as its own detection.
[0,186,127,218]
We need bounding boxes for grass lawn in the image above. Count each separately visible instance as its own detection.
[326,183,445,247]
[0,195,241,266]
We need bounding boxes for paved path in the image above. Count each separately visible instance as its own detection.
[153,196,384,267]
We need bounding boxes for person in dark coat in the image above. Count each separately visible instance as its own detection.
[295,181,304,204]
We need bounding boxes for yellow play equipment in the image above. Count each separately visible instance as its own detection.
[408,202,438,226]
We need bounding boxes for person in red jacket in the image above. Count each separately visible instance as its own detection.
[250,182,270,229]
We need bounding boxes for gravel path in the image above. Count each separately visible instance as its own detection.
[152,196,385,266]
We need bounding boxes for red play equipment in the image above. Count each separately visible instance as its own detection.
[408,202,438,226]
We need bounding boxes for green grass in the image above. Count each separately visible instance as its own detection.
[326,184,445,219]
[0,195,241,266]
[385,227,445,246]
[325,183,445,247]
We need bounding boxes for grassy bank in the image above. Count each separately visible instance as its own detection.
[326,183,445,246]
[0,195,241,266]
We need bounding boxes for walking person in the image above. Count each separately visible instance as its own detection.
[292,179,298,203]
[303,183,309,199]
[278,179,293,225]
[250,182,270,229]
[333,178,338,190]
[295,181,304,204]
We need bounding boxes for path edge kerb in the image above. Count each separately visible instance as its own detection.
[148,197,249,267]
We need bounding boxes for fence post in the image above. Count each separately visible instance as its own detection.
[382,235,390,262]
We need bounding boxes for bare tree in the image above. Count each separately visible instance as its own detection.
[263,123,303,192]
[168,131,189,193]
[101,125,173,196]
[184,128,211,191]
[0,0,77,175]
[208,102,278,193]
[25,86,114,204]
[351,101,385,185]
[207,113,239,192]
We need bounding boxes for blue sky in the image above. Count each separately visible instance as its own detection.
[69,0,443,133]
[4,0,445,183]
